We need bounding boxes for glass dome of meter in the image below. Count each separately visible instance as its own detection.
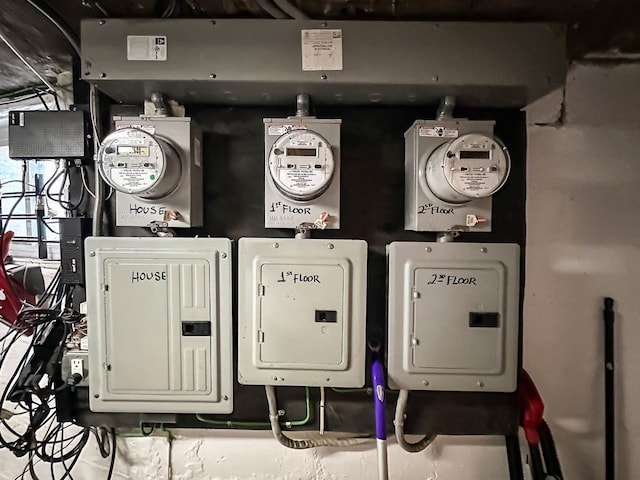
[97,128,182,199]
[268,129,335,201]
[425,132,510,204]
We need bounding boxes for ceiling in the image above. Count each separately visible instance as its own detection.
[0,0,639,96]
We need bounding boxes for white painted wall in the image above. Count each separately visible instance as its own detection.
[2,62,639,479]
[524,62,640,480]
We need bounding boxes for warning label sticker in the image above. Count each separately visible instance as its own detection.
[419,126,459,138]
[127,36,167,61]
[301,29,343,71]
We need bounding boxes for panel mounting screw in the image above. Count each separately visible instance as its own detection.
[422,380,429,386]
[321,74,328,80]
[272,376,278,381]
[425,247,432,253]
[327,243,334,249]
[89,251,95,257]
[221,252,227,258]
[209,73,217,79]
[223,395,228,401]
[278,409,286,416]
[477,381,485,388]
[94,394,99,398]
[480,247,487,253]
[99,73,106,78]
[432,75,439,82]
[273,242,279,248]
[321,22,328,27]
[99,19,105,25]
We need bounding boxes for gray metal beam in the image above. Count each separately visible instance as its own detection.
[81,19,566,107]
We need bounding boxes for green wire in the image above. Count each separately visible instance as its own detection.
[196,386,311,428]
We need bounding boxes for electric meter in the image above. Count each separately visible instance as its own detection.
[97,128,182,199]
[268,130,335,201]
[264,116,341,229]
[425,133,510,204]
[405,119,509,232]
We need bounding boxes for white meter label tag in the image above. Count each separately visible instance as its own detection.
[268,124,307,136]
[112,168,156,190]
[419,126,459,138]
[115,123,156,134]
[301,29,343,71]
[127,36,167,61]
[279,169,325,192]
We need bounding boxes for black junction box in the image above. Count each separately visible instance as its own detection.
[8,110,90,160]
[59,217,92,285]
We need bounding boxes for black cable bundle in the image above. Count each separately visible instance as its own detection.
[0,164,116,478]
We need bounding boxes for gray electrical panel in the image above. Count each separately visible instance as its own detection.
[85,237,233,413]
[81,19,566,107]
[387,242,520,392]
[264,117,341,229]
[237,237,367,387]
[100,116,203,228]
[405,119,510,232]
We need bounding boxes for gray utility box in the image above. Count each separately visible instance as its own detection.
[81,19,566,107]
[387,242,520,392]
[111,116,203,228]
[238,238,367,387]
[85,237,233,413]
[264,117,341,229]
[405,119,500,232]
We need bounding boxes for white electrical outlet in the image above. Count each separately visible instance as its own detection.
[71,358,84,377]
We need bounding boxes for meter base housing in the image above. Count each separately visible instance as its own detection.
[264,117,341,229]
[113,116,203,228]
[405,119,496,232]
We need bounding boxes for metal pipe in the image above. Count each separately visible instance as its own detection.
[255,0,289,19]
[436,232,455,243]
[90,85,104,236]
[604,297,615,480]
[150,91,169,116]
[273,0,310,19]
[436,95,456,121]
[296,93,310,117]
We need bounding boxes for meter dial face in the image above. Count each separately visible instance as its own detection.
[268,130,335,201]
[425,133,510,204]
[97,128,182,199]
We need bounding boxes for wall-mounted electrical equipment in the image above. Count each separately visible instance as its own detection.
[97,116,203,228]
[264,95,341,229]
[85,237,233,413]
[8,110,90,160]
[405,119,510,232]
[238,238,367,387]
[387,242,520,392]
[59,217,92,285]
